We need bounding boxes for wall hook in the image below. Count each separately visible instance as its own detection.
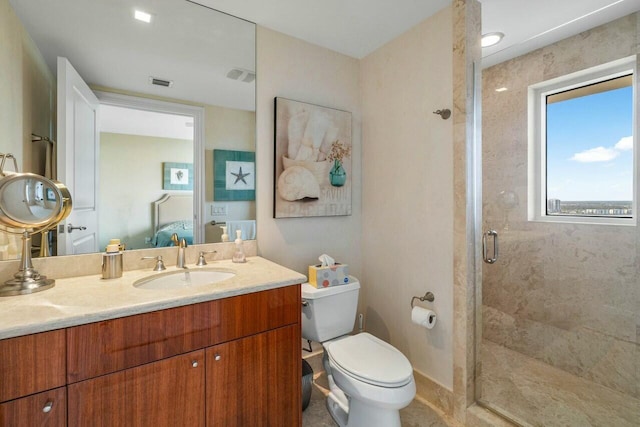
[433,109,451,120]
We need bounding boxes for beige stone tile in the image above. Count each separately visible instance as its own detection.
[542,14,638,80]
[479,341,640,426]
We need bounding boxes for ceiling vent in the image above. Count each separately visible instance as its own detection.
[226,68,255,83]
[148,76,174,88]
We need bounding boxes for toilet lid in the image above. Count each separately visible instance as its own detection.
[326,333,413,388]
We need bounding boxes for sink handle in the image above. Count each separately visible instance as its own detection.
[196,251,218,266]
[141,255,166,271]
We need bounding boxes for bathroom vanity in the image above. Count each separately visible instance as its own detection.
[0,257,305,426]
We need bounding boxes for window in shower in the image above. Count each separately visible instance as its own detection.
[529,56,636,224]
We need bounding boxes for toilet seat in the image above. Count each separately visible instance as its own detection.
[325,333,413,388]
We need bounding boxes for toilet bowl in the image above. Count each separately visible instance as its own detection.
[323,333,416,427]
[301,280,416,427]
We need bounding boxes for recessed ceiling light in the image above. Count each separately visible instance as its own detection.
[495,87,508,92]
[481,32,504,48]
[134,10,152,23]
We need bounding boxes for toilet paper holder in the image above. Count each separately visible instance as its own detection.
[410,291,435,308]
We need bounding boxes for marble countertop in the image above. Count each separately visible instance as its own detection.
[0,256,307,340]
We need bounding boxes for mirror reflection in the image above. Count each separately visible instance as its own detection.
[0,0,256,260]
[0,174,66,227]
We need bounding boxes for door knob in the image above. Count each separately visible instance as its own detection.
[67,223,87,233]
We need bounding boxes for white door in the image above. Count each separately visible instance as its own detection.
[56,57,99,255]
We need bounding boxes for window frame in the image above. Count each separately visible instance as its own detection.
[528,55,638,226]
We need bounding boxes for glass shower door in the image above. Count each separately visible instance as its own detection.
[477,13,640,426]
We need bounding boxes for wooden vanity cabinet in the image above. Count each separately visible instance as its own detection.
[206,324,300,427]
[0,285,301,426]
[0,387,66,426]
[0,329,66,402]
[68,350,205,427]
[65,285,301,426]
[0,329,66,426]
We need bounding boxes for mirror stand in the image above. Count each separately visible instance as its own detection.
[0,231,54,296]
[0,168,72,296]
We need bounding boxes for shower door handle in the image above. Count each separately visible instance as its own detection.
[482,230,498,264]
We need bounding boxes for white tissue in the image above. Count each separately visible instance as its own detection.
[411,306,437,329]
[319,254,335,267]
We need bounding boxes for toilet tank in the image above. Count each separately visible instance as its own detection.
[301,279,360,343]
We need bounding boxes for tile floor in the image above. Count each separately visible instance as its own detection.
[302,373,458,427]
[479,340,640,427]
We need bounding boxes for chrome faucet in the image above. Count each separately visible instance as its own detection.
[170,233,188,268]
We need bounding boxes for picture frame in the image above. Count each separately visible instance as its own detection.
[163,162,193,190]
[274,97,352,218]
[214,149,256,201]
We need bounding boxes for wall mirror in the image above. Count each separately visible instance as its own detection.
[1,0,256,260]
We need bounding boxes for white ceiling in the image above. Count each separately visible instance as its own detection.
[10,0,256,111]
[193,0,451,59]
[481,0,640,68]
[200,0,640,65]
[10,0,640,133]
[100,106,194,140]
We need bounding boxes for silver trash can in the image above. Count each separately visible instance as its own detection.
[302,359,313,411]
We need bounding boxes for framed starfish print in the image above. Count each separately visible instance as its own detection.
[213,149,255,201]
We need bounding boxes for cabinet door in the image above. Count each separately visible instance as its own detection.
[206,325,300,427]
[0,330,66,402]
[68,350,205,427]
[0,387,66,426]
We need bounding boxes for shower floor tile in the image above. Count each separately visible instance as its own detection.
[479,340,640,427]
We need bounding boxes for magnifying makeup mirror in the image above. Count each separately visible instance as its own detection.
[0,160,72,296]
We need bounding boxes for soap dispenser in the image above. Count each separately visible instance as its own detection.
[232,229,246,263]
[102,242,123,279]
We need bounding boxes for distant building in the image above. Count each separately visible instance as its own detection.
[547,199,561,214]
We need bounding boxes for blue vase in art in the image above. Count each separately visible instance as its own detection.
[329,160,346,187]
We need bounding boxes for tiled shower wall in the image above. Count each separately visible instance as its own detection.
[482,13,639,398]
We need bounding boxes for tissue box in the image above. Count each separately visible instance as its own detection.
[308,263,349,288]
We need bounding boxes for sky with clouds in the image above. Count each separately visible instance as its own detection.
[546,85,633,202]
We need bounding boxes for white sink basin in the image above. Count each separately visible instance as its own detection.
[134,269,235,290]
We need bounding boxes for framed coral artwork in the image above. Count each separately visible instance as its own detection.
[274,97,352,218]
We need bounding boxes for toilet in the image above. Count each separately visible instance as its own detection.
[301,278,416,427]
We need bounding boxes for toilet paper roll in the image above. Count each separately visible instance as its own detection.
[411,306,437,329]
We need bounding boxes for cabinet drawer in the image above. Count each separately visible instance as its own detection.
[67,285,300,382]
[0,387,66,426]
[0,330,66,402]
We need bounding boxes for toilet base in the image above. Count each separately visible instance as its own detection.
[326,391,402,427]
[325,371,403,427]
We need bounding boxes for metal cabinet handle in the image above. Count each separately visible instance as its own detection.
[192,360,198,368]
[482,230,498,264]
[214,354,221,361]
[42,401,53,413]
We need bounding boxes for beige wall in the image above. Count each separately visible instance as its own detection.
[255,26,362,279]
[0,0,54,174]
[482,13,639,400]
[99,133,192,251]
[361,6,454,390]
[204,104,256,224]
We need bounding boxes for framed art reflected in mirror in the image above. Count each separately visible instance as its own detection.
[163,162,193,191]
[213,150,255,201]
